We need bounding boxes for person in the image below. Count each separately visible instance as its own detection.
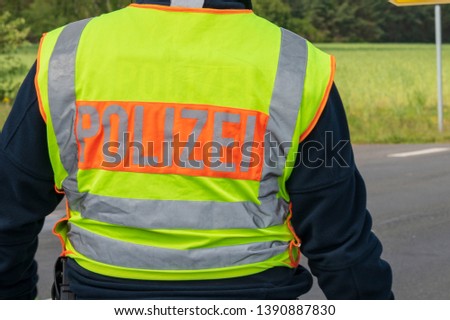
[0,0,393,300]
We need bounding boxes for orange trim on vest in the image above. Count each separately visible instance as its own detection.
[299,55,336,143]
[129,3,253,14]
[54,184,65,194]
[75,100,268,181]
[35,33,47,123]
[287,202,301,268]
[52,198,70,257]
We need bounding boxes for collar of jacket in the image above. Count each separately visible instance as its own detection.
[133,0,252,10]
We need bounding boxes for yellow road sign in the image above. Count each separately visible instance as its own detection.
[390,0,450,6]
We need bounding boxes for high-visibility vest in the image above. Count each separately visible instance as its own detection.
[35,4,335,281]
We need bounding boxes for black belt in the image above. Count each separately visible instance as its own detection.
[52,257,76,300]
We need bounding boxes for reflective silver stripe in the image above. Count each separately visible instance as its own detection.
[179,109,207,169]
[240,115,256,172]
[259,29,307,199]
[48,18,92,194]
[212,111,241,173]
[79,193,287,229]
[68,225,288,270]
[77,106,100,163]
[171,0,205,8]
[102,105,129,164]
[133,106,174,167]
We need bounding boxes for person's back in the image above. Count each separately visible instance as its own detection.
[0,0,393,300]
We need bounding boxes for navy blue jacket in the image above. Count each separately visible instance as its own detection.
[0,0,393,299]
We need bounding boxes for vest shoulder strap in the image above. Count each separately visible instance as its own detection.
[300,42,336,142]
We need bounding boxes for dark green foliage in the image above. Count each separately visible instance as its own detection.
[257,0,450,43]
[0,11,29,100]
[22,0,132,41]
[1,0,450,43]
[253,0,292,28]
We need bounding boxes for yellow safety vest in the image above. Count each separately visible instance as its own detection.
[35,3,335,281]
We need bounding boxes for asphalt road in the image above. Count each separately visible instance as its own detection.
[35,144,450,300]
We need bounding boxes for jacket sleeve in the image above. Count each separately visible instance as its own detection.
[0,63,63,299]
[286,84,394,299]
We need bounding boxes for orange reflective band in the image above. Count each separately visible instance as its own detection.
[75,101,268,181]
[300,55,336,142]
[287,202,301,267]
[129,3,253,14]
[35,33,47,123]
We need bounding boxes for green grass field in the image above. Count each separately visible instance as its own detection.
[0,44,37,129]
[1,43,450,143]
[0,105,11,129]
[319,43,450,143]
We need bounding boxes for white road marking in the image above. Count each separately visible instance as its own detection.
[388,147,450,158]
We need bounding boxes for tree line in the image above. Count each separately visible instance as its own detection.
[258,0,450,43]
[1,0,450,43]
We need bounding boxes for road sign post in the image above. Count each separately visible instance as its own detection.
[390,0,448,132]
[435,5,444,132]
